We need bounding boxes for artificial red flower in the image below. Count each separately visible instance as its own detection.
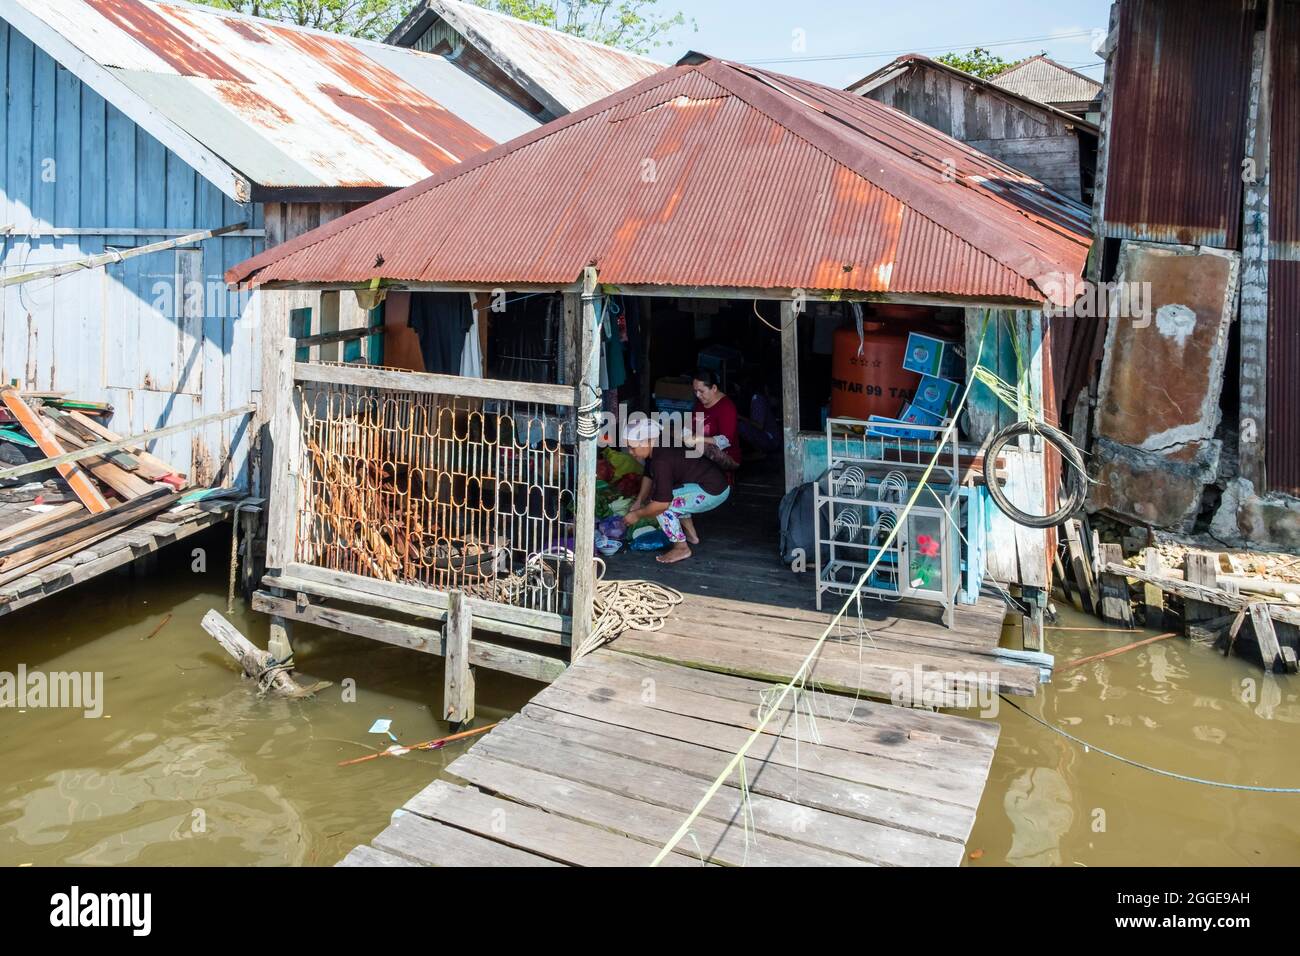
[916,534,940,558]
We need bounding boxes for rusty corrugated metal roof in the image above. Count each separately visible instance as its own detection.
[1100,0,1256,248]
[6,0,540,194]
[227,56,1092,305]
[390,0,664,116]
[990,55,1103,109]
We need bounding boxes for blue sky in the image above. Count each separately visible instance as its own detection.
[653,1,1113,87]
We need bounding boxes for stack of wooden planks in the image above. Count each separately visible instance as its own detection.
[0,388,189,589]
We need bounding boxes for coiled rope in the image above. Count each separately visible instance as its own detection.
[579,561,684,659]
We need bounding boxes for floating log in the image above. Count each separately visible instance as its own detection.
[200,609,328,698]
[1060,632,1178,670]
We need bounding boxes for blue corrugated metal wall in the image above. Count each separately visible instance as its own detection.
[0,20,264,486]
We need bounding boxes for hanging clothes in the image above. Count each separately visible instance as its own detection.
[409,291,472,374]
[460,299,483,378]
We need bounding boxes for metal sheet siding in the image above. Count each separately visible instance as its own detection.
[8,0,537,191]
[229,61,1092,305]
[1267,1,1300,495]
[0,26,261,484]
[1101,0,1256,248]
[1268,260,1300,495]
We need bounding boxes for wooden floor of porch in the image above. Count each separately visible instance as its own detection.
[600,463,1041,708]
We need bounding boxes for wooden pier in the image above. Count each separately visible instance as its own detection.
[336,469,1036,867]
[0,501,242,618]
[342,649,1000,867]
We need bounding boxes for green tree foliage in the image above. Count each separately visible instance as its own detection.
[936,47,1041,80]
[193,1,408,42]
[472,1,692,54]
[193,0,692,52]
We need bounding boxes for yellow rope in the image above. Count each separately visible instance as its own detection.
[649,312,994,867]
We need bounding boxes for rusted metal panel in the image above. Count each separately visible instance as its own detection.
[11,0,538,191]
[228,58,1093,306]
[1263,1,1299,495]
[1090,241,1239,529]
[1101,0,1256,248]
[1268,260,1300,495]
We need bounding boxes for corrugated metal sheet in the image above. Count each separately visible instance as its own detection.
[0,24,261,485]
[227,58,1092,305]
[411,0,664,114]
[6,0,539,192]
[1100,0,1256,248]
[1267,0,1300,495]
[1268,260,1300,495]
[990,55,1103,108]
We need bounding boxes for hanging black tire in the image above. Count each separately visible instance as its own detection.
[983,420,1087,529]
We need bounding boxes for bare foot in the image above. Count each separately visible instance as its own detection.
[656,543,693,564]
[680,516,700,545]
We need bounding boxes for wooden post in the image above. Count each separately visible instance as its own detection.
[1063,519,1097,616]
[1097,543,1133,628]
[1141,548,1166,629]
[265,338,303,572]
[268,614,294,663]
[780,299,800,493]
[568,267,601,661]
[443,591,475,726]
[1248,602,1284,674]
[1184,552,1219,629]
[1022,586,1045,652]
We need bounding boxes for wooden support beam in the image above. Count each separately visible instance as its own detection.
[1063,520,1096,616]
[443,591,475,727]
[1248,603,1285,674]
[1,389,110,513]
[569,267,601,661]
[1097,543,1133,628]
[1183,552,1220,628]
[780,300,800,493]
[1141,548,1166,629]
[265,339,303,572]
[1024,595,1045,655]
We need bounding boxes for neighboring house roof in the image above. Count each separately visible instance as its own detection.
[228,56,1092,308]
[991,55,1103,109]
[388,0,664,116]
[0,0,540,202]
[848,54,1099,133]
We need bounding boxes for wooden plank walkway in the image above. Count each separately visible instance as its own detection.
[341,650,1000,867]
[0,505,231,617]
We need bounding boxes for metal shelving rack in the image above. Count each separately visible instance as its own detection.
[813,417,961,626]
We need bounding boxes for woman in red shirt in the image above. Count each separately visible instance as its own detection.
[690,367,741,478]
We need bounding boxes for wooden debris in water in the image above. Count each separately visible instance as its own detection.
[200,609,330,699]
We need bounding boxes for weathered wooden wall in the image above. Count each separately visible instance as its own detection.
[864,64,1085,200]
[0,22,263,486]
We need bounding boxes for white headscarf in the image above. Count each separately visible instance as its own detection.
[624,417,662,445]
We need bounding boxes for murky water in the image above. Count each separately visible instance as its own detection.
[0,528,538,866]
[964,606,1300,867]
[4,532,1298,866]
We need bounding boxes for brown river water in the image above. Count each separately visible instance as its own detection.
[1,527,1297,866]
